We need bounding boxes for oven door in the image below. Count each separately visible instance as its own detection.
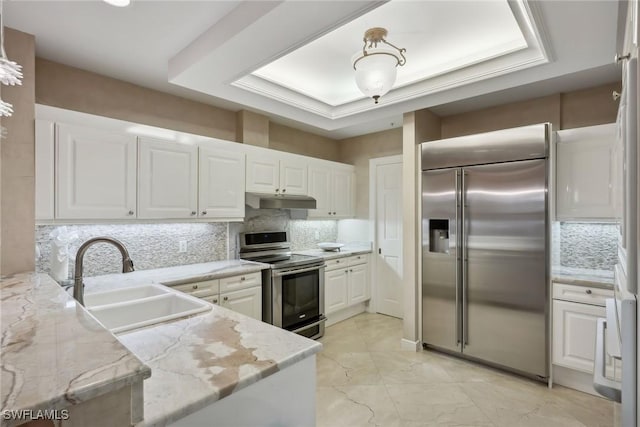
[272,264,325,339]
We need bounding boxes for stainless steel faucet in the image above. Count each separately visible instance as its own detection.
[73,237,135,305]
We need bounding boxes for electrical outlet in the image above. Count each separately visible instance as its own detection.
[179,240,187,253]
[315,230,320,239]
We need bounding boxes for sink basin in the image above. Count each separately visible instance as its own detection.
[85,285,211,334]
[84,284,169,307]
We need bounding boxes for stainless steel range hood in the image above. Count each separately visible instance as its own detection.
[246,193,317,210]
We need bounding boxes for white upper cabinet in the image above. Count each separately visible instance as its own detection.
[246,152,308,196]
[138,138,198,219]
[35,120,55,221]
[308,163,354,218]
[199,147,245,218]
[56,123,137,219]
[556,123,618,220]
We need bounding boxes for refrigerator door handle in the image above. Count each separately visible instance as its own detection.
[461,171,469,346]
[455,170,461,346]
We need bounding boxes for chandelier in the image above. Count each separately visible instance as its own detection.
[351,27,406,104]
[0,0,23,118]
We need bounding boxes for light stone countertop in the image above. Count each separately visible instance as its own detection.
[82,259,322,426]
[294,244,373,261]
[0,273,151,423]
[83,259,272,291]
[552,266,614,289]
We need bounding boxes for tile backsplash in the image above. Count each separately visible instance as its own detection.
[554,222,618,271]
[36,209,338,278]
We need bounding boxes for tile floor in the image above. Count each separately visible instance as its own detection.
[316,313,614,427]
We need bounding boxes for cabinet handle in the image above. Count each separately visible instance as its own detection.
[241,276,245,281]
[333,212,336,215]
[275,188,280,193]
[586,289,593,295]
[282,189,286,193]
[345,270,348,273]
[336,260,340,263]
[223,296,229,301]
[613,91,621,101]
[328,212,332,215]
[213,298,218,304]
[191,211,196,216]
[192,284,198,290]
[128,210,134,216]
[201,211,207,215]
[350,269,353,272]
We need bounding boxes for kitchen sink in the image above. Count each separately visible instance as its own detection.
[84,284,169,307]
[85,285,211,334]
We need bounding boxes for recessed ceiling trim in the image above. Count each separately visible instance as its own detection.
[231,0,550,120]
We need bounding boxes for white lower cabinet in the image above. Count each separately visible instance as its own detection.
[220,286,262,321]
[324,254,370,315]
[166,272,263,321]
[552,282,615,385]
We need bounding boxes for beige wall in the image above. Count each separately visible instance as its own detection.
[1,29,36,276]
[36,58,237,141]
[269,123,340,162]
[338,128,402,218]
[561,82,621,129]
[236,109,269,147]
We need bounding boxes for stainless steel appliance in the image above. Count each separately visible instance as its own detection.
[239,231,326,339]
[421,123,550,379]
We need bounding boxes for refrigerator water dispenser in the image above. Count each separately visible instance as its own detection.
[429,219,449,254]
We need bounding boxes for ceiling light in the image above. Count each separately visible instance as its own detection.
[0,0,22,117]
[103,0,131,7]
[352,27,406,104]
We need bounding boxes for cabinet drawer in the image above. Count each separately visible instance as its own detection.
[325,257,348,271]
[220,272,262,293]
[552,282,613,306]
[348,254,369,266]
[169,279,219,295]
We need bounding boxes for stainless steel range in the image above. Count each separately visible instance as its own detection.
[239,231,326,339]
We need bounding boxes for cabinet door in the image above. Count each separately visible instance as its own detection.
[325,268,348,314]
[348,263,369,304]
[199,147,245,218]
[35,120,55,220]
[57,124,137,219]
[246,153,279,194]
[331,169,354,218]
[308,165,331,218]
[280,159,308,196]
[138,138,198,219]
[221,286,262,320]
[552,300,614,375]
[556,125,617,219]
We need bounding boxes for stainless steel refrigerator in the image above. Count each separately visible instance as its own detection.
[421,123,550,379]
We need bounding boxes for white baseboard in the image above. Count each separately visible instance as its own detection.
[326,303,367,327]
[552,364,602,397]
[401,338,420,352]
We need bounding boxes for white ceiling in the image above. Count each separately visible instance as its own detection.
[5,1,622,139]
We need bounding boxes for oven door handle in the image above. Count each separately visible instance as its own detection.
[273,265,323,277]
[291,316,327,334]
[593,318,622,402]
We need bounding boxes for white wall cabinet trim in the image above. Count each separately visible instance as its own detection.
[56,123,137,219]
[35,120,55,220]
[137,137,198,219]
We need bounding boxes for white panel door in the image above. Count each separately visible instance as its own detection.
[56,123,137,219]
[199,147,245,218]
[280,159,308,195]
[35,120,55,220]
[307,165,331,218]
[325,269,348,314]
[348,263,369,304]
[332,169,354,218]
[552,300,614,375]
[138,138,198,219]
[556,124,617,219]
[221,286,262,321]
[376,161,403,318]
[246,153,279,194]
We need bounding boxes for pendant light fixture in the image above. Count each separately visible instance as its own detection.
[0,0,23,117]
[352,27,406,104]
